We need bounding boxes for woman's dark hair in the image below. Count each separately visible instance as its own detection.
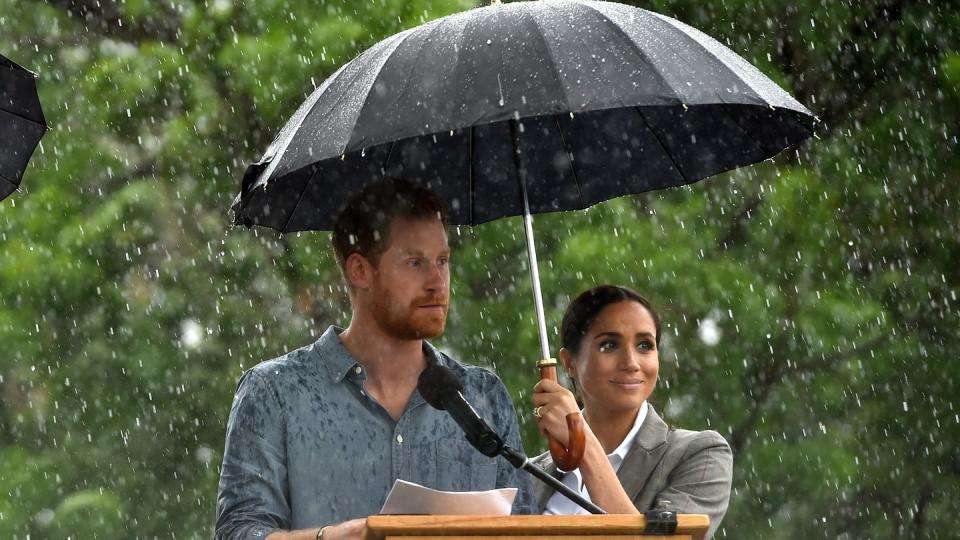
[560,285,661,353]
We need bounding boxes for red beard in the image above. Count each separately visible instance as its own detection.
[369,288,449,340]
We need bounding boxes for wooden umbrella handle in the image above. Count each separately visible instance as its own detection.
[537,359,585,471]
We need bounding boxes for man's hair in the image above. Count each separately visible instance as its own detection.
[331,178,448,276]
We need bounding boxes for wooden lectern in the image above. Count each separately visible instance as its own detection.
[363,514,710,540]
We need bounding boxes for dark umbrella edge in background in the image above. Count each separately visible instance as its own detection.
[1,53,49,202]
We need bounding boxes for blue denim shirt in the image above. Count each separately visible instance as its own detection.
[215,326,536,539]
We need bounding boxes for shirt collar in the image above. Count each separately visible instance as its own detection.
[313,325,448,383]
[566,401,649,484]
[610,401,648,463]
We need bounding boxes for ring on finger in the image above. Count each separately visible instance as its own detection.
[533,406,544,419]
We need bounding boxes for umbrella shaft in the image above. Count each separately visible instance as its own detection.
[519,175,552,362]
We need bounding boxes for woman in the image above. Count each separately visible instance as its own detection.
[532,285,732,538]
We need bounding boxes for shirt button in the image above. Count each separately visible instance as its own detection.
[354,366,362,374]
[396,434,403,444]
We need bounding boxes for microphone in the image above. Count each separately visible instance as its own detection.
[417,362,605,515]
[417,362,504,457]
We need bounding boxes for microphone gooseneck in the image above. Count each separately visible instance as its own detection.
[417,363,504,457]
[416,362,605,515]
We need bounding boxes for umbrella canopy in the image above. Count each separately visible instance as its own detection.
[1,54,47,201]
[232,0,814,232]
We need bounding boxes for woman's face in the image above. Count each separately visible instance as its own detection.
[562,300,659,417]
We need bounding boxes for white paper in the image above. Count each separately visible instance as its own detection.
[380,479,517,516]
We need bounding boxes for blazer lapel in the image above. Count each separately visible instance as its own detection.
[534,405,670,512]
[616,405,670,500]
[533,454,563,510]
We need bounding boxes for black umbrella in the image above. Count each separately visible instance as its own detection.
[1,54,48,202]
[232,0,814,362]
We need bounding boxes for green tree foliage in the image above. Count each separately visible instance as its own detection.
[1,1,957,538]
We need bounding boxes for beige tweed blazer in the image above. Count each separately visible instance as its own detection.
[531,405,733,539]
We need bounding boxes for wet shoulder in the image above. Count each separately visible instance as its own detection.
[244,340,319,384]
[437,352,505,392]
[667,426,731,454]
[437,353,517,428]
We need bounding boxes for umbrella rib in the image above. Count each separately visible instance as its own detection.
[381,139,398,178]
[525,6,572,108]
[256,31,413,190]
[0,170,19,190]
[468,125,475,226]
[646,11,771,106]
[0,56,35,73]
[278,165,319,234]
[334,35,417,156]
[777,107,816,138]
[578,3,682,104]
[0,107,47,128]
[552,114,585,210]
[716,101,777,157]
[344,21,443,152]
[634,106,690,183]
[251,62,361,191]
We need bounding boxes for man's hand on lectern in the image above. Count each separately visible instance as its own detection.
[321,518,367,540]
[265,518,367,540]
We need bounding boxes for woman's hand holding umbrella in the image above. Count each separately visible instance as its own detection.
[533,378,640,515]
[536,359,586,470]
[532,378,583,448]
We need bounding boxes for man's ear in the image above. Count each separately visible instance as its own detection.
[344,252,374,290]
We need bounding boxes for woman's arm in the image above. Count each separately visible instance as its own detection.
[576,433,640,514]
[532,379,638,514]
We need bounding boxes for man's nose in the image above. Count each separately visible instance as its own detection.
[424,261,447,290]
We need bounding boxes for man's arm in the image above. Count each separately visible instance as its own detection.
[265,530,319,540]
[487,374,538,514]
[215,369,290,540]
[265,519,366,540]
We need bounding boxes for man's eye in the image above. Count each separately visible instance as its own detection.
[438,257,449,267]
[408,259,422,267]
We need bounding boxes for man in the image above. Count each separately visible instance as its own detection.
[215,179,535,540]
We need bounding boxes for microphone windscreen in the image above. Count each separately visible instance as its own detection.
[417,363,464,410]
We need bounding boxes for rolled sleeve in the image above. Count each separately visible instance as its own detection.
[215,369,290,540]
[485,376,537,515]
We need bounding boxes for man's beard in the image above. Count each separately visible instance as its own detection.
[369,283,448,341]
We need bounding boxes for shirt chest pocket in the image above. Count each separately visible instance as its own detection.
[434,438,499,492]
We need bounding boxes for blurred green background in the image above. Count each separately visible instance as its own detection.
[1,0,958,538]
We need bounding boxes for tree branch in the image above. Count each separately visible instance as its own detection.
[46,0,181,43]
[717,193,763,250]
[807,0,911,131]
[729,332,887,453]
